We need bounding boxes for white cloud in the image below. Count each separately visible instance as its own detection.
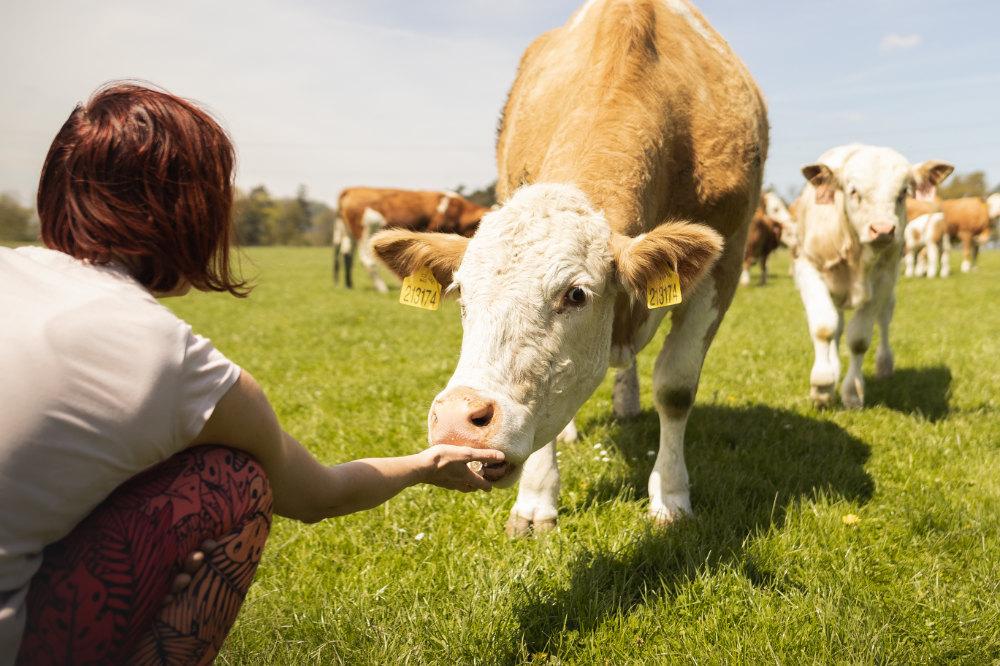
[880,33,922,52]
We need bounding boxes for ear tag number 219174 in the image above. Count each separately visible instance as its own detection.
[646,268,682,309]
[400,266,441,311]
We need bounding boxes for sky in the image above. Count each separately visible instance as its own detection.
[2,0,999,208]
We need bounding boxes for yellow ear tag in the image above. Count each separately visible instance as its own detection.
[646,268,682,309]
[399,266,441,311]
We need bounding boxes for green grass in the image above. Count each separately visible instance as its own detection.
[167,247,1000,664]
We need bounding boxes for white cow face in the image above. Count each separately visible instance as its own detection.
[372,184,721,485]
[802,148,953,249]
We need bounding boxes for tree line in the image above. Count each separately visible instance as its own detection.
[1,174,994,246]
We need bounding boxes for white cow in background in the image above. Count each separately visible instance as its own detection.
[793,144,952,409]
[903,210,949,278]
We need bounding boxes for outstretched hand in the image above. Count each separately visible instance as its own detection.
[420,445,506,492]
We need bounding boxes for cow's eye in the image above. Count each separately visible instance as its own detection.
[563,286,588,308]
[897,189,907,203]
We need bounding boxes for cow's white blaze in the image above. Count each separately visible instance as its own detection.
[835,148,912,246]
[441,184,619,474]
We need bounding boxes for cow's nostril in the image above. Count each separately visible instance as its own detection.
[469,402,495,428]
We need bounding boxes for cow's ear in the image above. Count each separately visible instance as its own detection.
[371,229,469,287]
[910,160,954,200]
[612,222,723,300]
[802,163,838,205]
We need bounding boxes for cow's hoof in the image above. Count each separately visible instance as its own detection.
[648,493,692,526]
[505,514,557,538]
[875,355,894,380]
[841,395,863,410]
[810,384,837,409]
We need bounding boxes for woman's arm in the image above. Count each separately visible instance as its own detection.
[191,371,505,523]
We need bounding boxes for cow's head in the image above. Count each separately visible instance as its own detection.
[373,184,721,485]
[762,191,797,248]
[802,148,953,248]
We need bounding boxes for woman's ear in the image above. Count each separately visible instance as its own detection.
[611,221,724,300]
[370,229,469,287]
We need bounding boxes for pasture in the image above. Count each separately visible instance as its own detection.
[168,247,1000,664]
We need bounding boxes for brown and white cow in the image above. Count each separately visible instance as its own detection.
[904,198,949,278]
[941,197,992,273]
[741,192,794,286]
[373,0,767,532]
[333,187,487,292]
[793,144,952,409]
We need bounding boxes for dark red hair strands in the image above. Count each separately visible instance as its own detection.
[37,82,249,296]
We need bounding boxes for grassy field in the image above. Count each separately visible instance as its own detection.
[167,247,1000,664]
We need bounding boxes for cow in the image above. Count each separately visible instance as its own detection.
[741,191,795,286]
[793,144,952,409]
[741,202,782,286]
[903,198,949,278]
[373,0,767,533]
[333,188,487,292]
[940,197,991,273]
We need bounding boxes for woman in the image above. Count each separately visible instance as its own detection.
[0,83,504,665]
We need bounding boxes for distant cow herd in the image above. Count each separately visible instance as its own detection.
[326,0,999,535]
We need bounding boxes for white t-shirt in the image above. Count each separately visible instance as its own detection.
[0,247,241,662]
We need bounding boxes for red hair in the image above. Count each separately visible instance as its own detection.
[38,82,248,295]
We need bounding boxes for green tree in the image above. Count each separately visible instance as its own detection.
[233,186,272,246]
[0,193,36,242]
[465,181,497,208]
[938,171,987,199]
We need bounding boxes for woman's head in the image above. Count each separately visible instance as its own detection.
[38,82,247,295]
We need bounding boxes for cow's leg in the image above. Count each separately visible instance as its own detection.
[926,241,940,278]
[759,252,769,286]
[841,304,877,410]
[940,236,951,277]
[332,218,347,286]
[915,247,928,277]
[359,213,389,294]
[506,441,559,537]
[875,292,895,380]
[794,258,842,408]
[612,360,641,418]
[960,232,973,273]
[610,306,669,419]
[903,248,915,277]
[648,242,739,524]
[739,258,751,286]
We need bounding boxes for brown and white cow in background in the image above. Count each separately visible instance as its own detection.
[333,188,487,292]
[741,191,796,286]
[374,0,767,532]
[941,197,992,273]
[904,198,950,278]
[794,144,952,409]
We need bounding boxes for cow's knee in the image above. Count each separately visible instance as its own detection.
[655,385,693,420]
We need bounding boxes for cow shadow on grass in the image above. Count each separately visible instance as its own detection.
[865,365,952,422]
[510,404,873,656]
